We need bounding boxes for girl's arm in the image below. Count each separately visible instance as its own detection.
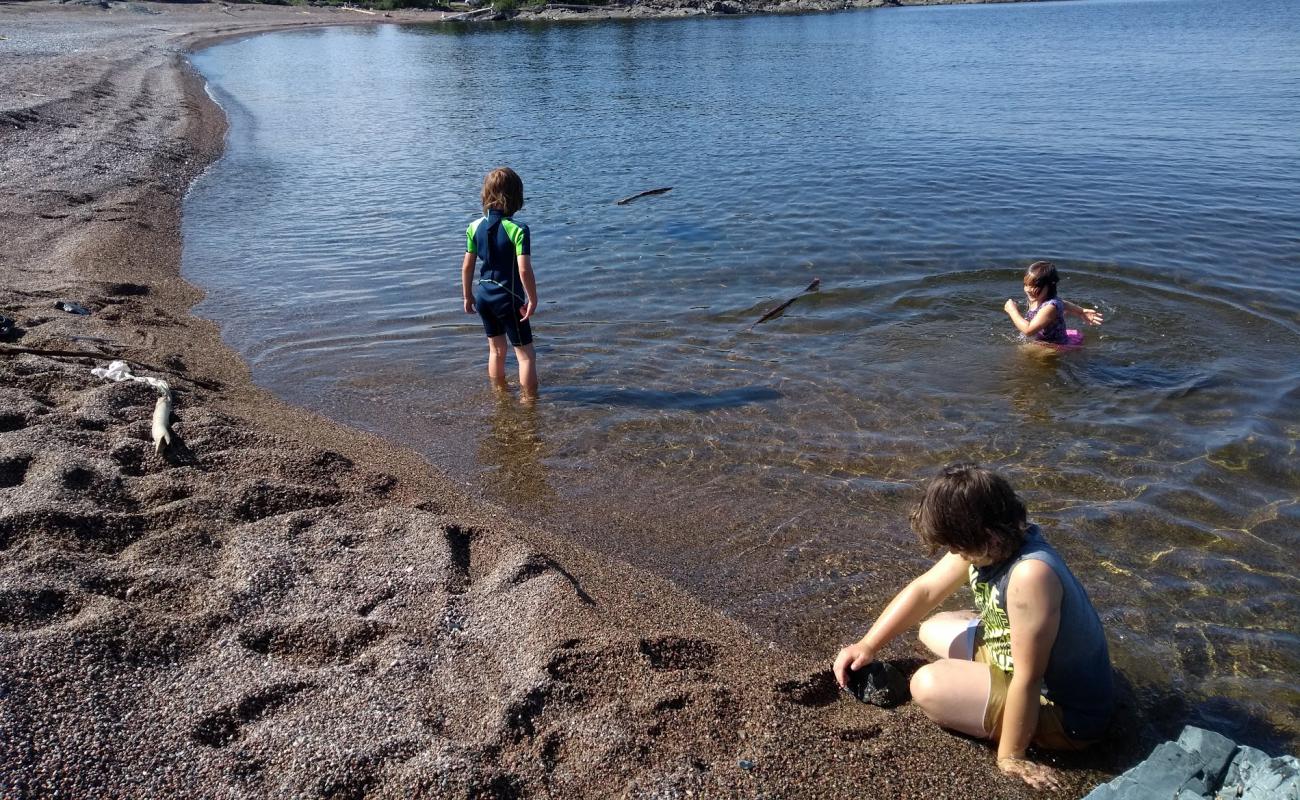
[1003,299,1058,337]
[517,254,538,321]
[1062,300,1104,326]
[997,559,1065,791]
[461,253,477,314]
[833,552,970,686]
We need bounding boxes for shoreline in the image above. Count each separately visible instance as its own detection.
[511,0,1057,22]
[1,2,1122,796]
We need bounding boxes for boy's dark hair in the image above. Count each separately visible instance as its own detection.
[909,463,1027,559]
[1023,260,1060,300]
[482,167,525,216]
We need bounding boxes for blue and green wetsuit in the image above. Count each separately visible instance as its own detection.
[467,209,532,346]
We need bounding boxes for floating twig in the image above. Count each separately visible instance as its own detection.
[615,187,672,206]
[752,278,820,328]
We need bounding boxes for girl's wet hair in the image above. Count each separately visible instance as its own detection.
[1023,260,1060,300]
[482,167,525,216]
[909,463,1028,559]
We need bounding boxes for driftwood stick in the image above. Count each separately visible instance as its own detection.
[615,187,672,206]
[0,344,114,360]
[69,335,120,345]
[0,345,220,391]
[447,7,496,20]
[752,278,821,327]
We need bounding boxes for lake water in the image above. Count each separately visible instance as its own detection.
[185,0,1300,750]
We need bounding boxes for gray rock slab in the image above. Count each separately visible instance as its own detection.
[1126,741,1206,797]
[1178,725,1238,788]
[1080,781,1124,800]
[1083,727,1298,800]
[1240,756,1300,800]
[1227,745,1274,786]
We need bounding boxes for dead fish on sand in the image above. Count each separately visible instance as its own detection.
[615,187,673,206]
[152,394,173,455]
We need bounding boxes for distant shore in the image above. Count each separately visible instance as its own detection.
[0,2,1117,796]
[511,0,1052,23]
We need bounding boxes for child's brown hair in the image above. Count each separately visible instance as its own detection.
[1023,260,1060,300]
[481,167,525,216]
[909,463,1027,559]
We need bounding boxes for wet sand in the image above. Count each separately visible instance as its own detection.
[0,2,1118,796]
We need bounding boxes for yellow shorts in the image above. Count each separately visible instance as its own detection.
[975,645,1095,751]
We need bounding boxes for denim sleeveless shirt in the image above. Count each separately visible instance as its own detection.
[969,525,1114,739]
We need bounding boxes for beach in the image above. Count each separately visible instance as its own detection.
[0,2,1133,796]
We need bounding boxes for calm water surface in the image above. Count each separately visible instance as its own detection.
[185,0,1300,749]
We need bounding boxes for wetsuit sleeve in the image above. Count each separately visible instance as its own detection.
[466,221,478,255]
[504,221,530,256]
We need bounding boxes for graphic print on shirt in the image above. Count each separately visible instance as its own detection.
[971,572,1014,673]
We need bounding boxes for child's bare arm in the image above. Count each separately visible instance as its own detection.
[834,553,968,686]
[1003,299,1058,337]
[461,253,476,314]
[517,254,538,321]
[1063,300,1104,326]
[999,560,1065,790]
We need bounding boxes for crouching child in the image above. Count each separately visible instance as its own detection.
[833,463,1114,790]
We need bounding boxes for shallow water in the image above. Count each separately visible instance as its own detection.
[185,0,1300,749]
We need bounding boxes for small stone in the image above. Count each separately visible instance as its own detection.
[738,759,753,771]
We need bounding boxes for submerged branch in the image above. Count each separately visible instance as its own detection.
[615,187,673,205]
[752,278,821,327]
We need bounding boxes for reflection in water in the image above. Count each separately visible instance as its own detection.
[477,391,553,506]
[548,384,782,411]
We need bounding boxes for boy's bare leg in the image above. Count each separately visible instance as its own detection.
[514,342,538,399]
[910,658,993,738]
[487,335,509,389]
[919,610,979,659]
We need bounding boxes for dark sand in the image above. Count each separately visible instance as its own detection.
[0,3,1117,796]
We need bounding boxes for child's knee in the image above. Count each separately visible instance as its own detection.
[910,664,941,712]
[488,337,508,356]
[918,615,943,645]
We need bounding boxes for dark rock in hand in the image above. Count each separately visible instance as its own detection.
[845,662,909,708]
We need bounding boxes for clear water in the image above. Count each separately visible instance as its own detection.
[185,0,1300,749]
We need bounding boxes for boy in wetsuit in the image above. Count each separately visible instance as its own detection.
[461,167,539,397]
[833,463,1114,790]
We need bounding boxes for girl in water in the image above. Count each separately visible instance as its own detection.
[1003,261,1103,346]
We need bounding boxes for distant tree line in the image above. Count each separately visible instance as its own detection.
[216,0,611,10]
